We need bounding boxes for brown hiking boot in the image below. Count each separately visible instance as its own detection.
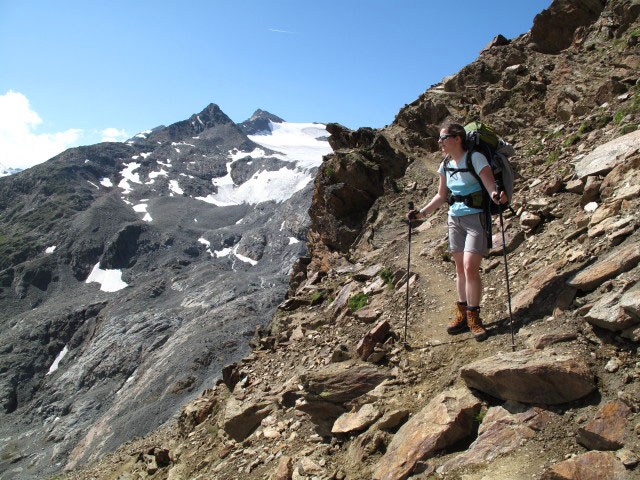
[446,303,468,334]
[467,308,488,341]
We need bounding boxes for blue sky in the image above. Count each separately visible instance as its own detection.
[1,0,551,169]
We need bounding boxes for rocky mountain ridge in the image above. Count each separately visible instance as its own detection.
[10,0,640,479]
[0,105,332,479]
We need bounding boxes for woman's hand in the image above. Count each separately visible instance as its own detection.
[408,209,423,221]
[491,191,507,204]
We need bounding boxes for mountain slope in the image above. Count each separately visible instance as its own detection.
[0,105,332,479]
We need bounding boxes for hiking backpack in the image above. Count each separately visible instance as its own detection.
[463,121,517,215]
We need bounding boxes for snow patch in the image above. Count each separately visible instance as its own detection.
[214,247,232,258]
[233,245,258,266]
[148,169,168,179]
[288,237,300,245]
[85,263,128,292]
[140,152,152,159]
[46,346,69,375]
[196,166,312,206]
[87,180,99,189]
[45,246,56,254]
[169,180,184,195]
[248,121,332,170]
[119,162,141,193]
[100,177,113,187]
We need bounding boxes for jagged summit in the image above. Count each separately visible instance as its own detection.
[239,109,285,135]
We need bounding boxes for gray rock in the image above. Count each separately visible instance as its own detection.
[573,130,640,179]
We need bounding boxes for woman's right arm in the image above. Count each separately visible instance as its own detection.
[413,174,447,219]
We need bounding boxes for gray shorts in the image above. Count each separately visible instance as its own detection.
[448,213,488,256]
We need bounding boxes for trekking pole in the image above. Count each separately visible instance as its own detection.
[404,201,415,345]
[496,191,516,351]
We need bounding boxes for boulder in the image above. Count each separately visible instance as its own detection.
[353,304,383,323]
[347,428,389,465]
[373,387,480,480]
[178,396,217,436]
[272,456,293,480]
[581,176,602,206]
[521,211,543,229]
[620,282,640,320]
[540,451,628,480]
[437,406,536,474]
[222,397,274,441]
[583,291,638,332]
[489,228,524,256]
[567,241,640,291]
[621,324,640,342]
[294,363,391,435]
[577,401,631,451]
[353,264,383,281]
[332,404,381,434]
[460,349,595,404]
[356,320,391,360]
[573,130,640,179]
[327,282,355,319]
[512,264,565,315]
[376,409,410,431]
[528,332,577,350]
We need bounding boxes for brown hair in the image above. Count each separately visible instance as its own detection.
[441,122,467,150]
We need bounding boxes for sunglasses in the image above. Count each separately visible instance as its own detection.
[438,134,456,141]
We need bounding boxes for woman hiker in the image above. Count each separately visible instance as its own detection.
[409,123,506,341]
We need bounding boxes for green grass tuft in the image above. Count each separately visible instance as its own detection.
[348,292,368,312]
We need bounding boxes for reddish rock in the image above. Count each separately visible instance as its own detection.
[373,387,480,480]
[461,349,595,405]
[347,428,388,465]
[577,401,631,451]
[540,451,628,480]
[222,397,274,442]
[357,320,391,360]
[178,396,217,436]
[272,456,293,480]
[332,404,381,434]
[438,406,535,474]
[353,304,383,323]
[376,409,410,431]
[567,241,640,291]
[528,332,577,350]
[512,264,564,315]
[489,228,524,256]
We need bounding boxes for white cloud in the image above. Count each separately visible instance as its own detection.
[0,90,83,170]
[268,28,297,34]
[101,127,128,142]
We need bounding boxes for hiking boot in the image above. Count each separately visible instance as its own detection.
[446,302,468,334]
[467,308,488,341]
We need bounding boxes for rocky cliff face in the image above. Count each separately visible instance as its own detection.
[0,105,332,479]
[8,0,640,479]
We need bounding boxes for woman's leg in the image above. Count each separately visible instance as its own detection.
[448,251,468,333]
[463,251,483,307]
[451,251,466,302]
[463,251,488,341]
